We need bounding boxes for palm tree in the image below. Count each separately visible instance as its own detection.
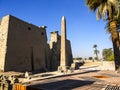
[85,0,120,71]
[93,44,99,60]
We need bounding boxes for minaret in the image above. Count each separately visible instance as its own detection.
[60,16,67,66]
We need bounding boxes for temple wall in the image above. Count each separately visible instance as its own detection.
[1,15,47,72]
[0,15,10,71]
[49,31,73,70]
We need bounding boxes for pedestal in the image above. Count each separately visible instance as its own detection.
[58,66,69,73]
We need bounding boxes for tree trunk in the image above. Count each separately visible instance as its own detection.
[94,47,99,60]
[110,20,120,71]
[95,52,99,60]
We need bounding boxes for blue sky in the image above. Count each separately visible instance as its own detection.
[0,0,113,58]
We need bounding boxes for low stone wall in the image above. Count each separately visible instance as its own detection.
[101,61,115,70]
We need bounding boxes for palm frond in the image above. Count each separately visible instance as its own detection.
[85,0,102,11]
[96,9,101,20]
[85,0,120,21]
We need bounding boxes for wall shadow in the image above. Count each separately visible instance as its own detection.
[28,79,95,90]
[32,70,100,82]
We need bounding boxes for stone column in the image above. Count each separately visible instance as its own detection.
[58,16,68,72]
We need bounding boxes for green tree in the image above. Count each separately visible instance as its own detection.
[89,57,93,60]
[77,57,83,60]
[93,44,99,60]
[94,57,98,60]
[102,48,114,61]
[108,54,114,61]
[85,0,120,71]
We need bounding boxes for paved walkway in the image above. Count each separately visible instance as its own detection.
[18,69,120,90]
[17,61,120,90]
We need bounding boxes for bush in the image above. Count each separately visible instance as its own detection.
[89,57,93,60]
[94,57,98,60]
[76,57,82,60]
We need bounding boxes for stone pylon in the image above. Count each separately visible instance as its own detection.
[58,16,68,72]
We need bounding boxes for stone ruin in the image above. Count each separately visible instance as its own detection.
[0,74,19,90]
[0,15,73,72]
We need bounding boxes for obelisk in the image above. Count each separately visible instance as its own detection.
[59,16,68,71]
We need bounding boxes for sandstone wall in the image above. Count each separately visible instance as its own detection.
[49,32,60,70]
[66,40,73,66]
[0,15,10,71]
[3,15,48,72]
[49,31,73,70]
[0,15,72,72]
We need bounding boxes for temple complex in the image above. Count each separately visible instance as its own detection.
[0,15,73,72]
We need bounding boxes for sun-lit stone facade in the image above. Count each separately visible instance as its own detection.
[0,15,73,72]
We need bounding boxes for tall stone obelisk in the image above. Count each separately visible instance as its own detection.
[58,16,68,72]
[60,16,67,66]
